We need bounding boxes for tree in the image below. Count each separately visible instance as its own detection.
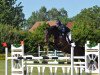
[72,5,100,46]
[27,6,69,28]
[39,6,47,21]
[27,6,47,28]
[59,8,68,17]
[48,8,60,20]
[48,8,69,24]
[0,0,25,28]
[0,23,34,53]
[30,22,49,52]
[32,22,48,43]
[58,8,69,24]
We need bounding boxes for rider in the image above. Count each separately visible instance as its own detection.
[56,19,65,32]
[56,19,70,34]
[56,19,71,44]
[56,19,62,27]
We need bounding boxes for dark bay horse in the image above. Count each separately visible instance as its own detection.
[45,25,85,56]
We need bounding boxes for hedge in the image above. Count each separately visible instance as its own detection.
[0,54,11,60]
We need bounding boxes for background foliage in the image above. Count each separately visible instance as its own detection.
[27,6,71,29]
[72,5,100,46]
[0,0,99,54]
[0,0,25,28]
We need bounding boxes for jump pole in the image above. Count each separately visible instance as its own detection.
[71,43,75,75]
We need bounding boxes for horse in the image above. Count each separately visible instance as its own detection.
[45,24,85,56]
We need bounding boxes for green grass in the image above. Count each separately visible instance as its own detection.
[0,60,92,75]
[0,60,11,75]
[0,60,65,75]
[0,60,5,75]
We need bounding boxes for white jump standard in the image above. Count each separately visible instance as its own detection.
[5,41,100,75]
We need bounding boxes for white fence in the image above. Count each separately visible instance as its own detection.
[38,45,64,57]
[5,41,100,75]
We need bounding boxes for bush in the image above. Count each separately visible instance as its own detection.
[0,22,48,54]
[0,24,32,53]
[0,54,5,60]
[0,54,11,60]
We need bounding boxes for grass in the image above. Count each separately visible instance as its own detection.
[0,60,66,75]
[0,60,11,75]
[0,60,5,75]
[0,60,93,75]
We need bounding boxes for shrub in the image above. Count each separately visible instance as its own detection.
[0,54,11,60]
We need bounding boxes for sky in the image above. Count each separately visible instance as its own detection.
[17,0,100,19]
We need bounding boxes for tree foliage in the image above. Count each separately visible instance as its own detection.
[0,0,25,28]
[32,23,48,44]
[27,6,47,28]
[16,22,49,54]
[72,5,100,46]
[0,23,32,53]
[27,6,69,28]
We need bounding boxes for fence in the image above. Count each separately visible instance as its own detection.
[5,41,100,75]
